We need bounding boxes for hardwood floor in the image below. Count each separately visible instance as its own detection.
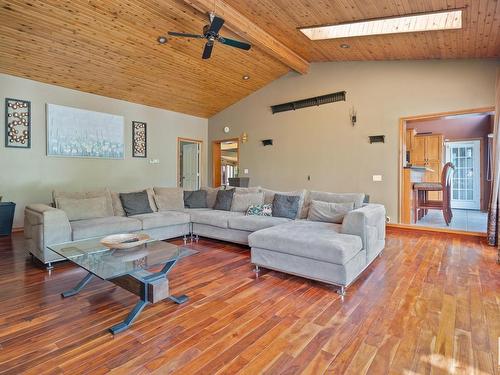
[0,230,498,374]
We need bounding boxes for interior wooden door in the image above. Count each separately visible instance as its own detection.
[411,136,426,164]
[212,142,222,188]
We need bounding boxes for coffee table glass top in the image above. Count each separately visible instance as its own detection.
[48,237,180,280]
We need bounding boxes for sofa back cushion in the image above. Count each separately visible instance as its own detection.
[307,200,354,224]
[56,196,109,221]
[230,192,264,212]
[53,188,114,217]
[307,191,365,209]
[111,188,156,216]
[214,189,235,211]
[119,191,153,216]
[153,187,184,211]
[183,190,208,208]
[261,188,306,219]
[232,187,261,194]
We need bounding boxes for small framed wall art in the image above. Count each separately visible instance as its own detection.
[5,98,31,148]
[132,121,147,158]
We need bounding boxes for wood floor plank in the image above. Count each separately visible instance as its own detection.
[0,230,498,375]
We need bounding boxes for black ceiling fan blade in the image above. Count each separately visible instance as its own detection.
[168,31,205,38]
[208,16,225,34]
[202,42,214,59]
[218,37,251,51]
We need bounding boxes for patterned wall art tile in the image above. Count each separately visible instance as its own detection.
[5,98,31,148]
[132,121,147,158]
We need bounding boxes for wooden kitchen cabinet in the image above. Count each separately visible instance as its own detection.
[406,128,417,151]
[411,135,427,164]
[410,134,444,200]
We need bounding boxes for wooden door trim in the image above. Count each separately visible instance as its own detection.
[387,223,487,238]
[212,138,240,188]
[177,137,203,189]
[398,106,495,227]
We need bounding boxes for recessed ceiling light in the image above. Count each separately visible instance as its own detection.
[242,75,250,80]
[299,9,463,40]
[340,43,350,48]
[157,36,167,44]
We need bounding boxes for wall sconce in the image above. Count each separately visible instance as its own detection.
[349,107,357,126]
[241,132,248,143]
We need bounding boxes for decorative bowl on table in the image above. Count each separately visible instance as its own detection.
[100,233,150,249]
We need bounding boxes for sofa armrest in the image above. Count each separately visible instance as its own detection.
[341,204,386,260]
[25,204,72,263]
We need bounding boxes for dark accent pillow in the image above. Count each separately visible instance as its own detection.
[272,194,300,219]
[213,189,234,211]
[119,190,153,216]
[184,190,208,208]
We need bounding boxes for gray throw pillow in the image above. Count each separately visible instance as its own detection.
[307,200,354,224]
[272,194,300,219]
[184,190,208,208]
[213,189,234,211]
[119,190,153,216]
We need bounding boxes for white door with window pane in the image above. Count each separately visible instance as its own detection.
[445,140,481,209]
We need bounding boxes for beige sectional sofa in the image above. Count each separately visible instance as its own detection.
[24,186,386,295]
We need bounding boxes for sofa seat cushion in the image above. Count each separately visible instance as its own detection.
[228,216,291,232]
[190,210,244,229]
[71,216,142,241]
[248,221,362,265]
[132,211,190,230]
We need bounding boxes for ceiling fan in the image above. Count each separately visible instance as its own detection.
[167,13,251,59]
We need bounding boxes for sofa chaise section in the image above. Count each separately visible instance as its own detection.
[248,203,386,295]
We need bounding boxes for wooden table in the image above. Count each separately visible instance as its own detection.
[48,238,189,334]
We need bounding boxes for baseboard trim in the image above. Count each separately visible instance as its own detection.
[387,223,486,237]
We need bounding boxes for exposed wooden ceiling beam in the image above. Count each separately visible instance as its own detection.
[182,0,309,74]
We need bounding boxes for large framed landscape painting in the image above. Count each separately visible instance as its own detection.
[47,104,124,159]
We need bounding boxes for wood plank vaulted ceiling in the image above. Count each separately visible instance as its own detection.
[0,0,499,118]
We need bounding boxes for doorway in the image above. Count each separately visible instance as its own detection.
[178,138,202,190]
[398,107,495,234]
[446,140,481,210]
[212,138,239,188]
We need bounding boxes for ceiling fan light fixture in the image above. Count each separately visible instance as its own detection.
[157,36,168,44]
[167,14,251,60]
[299,9,463,40]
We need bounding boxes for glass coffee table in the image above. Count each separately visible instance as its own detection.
[48,237,189,334]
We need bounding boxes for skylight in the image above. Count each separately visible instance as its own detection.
[299,9,463,40]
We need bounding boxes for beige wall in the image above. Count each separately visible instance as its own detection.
[0,74,208,228]
[208,60,498,222]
